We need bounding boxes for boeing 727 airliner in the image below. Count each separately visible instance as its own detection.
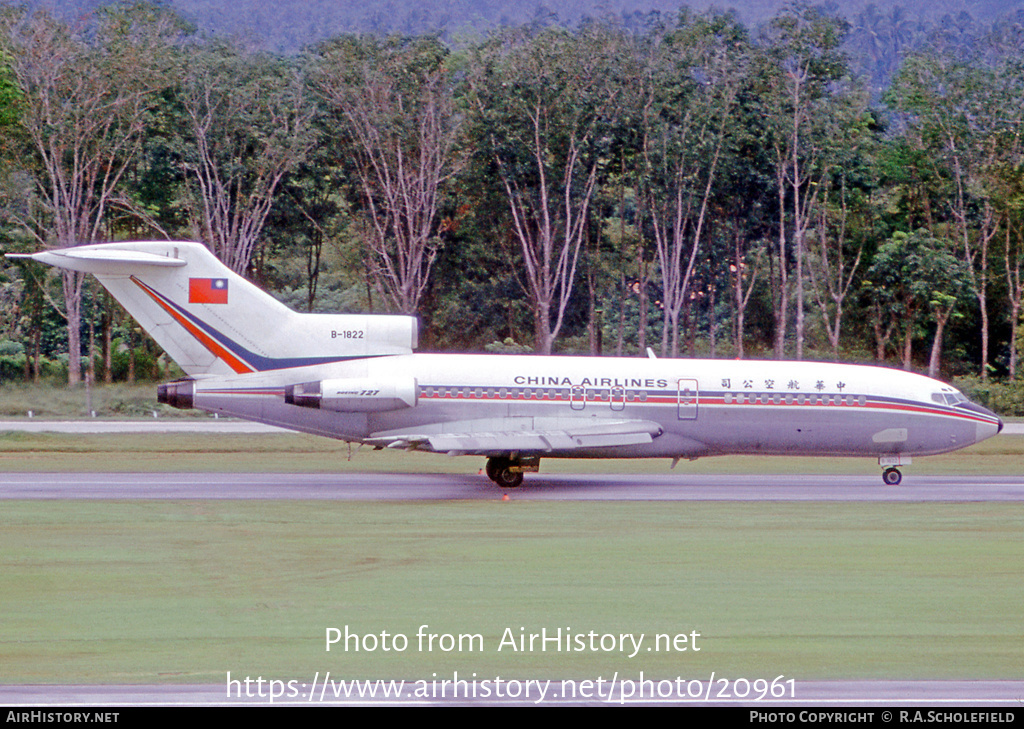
[10,241,1003,487]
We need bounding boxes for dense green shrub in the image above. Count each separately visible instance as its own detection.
[953,376,1024,417]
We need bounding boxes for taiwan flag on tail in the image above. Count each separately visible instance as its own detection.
[189,278,229,304]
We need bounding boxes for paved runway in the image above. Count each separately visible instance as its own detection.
[1,471,1023,501]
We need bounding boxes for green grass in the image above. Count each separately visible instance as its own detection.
[2,500,1022,684]
[1,431,1021,686]
[0,381,195,419]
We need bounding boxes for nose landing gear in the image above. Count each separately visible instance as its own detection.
[882,467,902,486]
[879,455,910,486]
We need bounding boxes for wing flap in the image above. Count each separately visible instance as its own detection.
[368,418,663,454]
[427,430,656,452]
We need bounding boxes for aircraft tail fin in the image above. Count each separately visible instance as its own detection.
[9,241,417,377]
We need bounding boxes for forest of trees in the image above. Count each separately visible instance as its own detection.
[1,1,1023,410]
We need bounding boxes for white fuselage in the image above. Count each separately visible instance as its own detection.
[188,354,1002,461]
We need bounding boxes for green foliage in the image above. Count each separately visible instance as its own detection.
[174,36,315,274]
[870,230,969,311]
[0,352,66,383]
[954,375,1024,417]
[0,52,22,130]
[309,33,459,314]
[1,4,1022,377]
[0,352,23,379]
[0,338,21,355]
[483,337,532,354]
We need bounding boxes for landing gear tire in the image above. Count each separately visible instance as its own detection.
[494,467,524,489]
[882,467,902,486]
[486,457,523,488]
[485,457,502,482]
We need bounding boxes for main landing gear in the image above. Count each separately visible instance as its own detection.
[485,456,540,488]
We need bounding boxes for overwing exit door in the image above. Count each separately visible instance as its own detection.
[677,378,698,420]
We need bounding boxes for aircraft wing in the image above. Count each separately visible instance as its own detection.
[366,417,664,454]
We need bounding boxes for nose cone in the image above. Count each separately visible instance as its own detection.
[960,401,1002,443]
[977,416,1003,443]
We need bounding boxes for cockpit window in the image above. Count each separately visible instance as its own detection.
[932,391,967,405]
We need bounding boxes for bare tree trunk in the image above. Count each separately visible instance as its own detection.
[101,297,113,384]
[637,253,648,355]
[1006,225,1024,380]
[315,40,460,313]
[774,172,789,360]
[807,186,863,360]
[928,309,953,378]
[731,228,761,360]
[1,8,177,384]
[466,26,619,354]
[62,272,85,385]
[501,129,600,355]
[902,309,915,371]
[182,42,314,276]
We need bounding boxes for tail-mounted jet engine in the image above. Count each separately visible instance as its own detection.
[285,378,418,413]
[157,379,195,410]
